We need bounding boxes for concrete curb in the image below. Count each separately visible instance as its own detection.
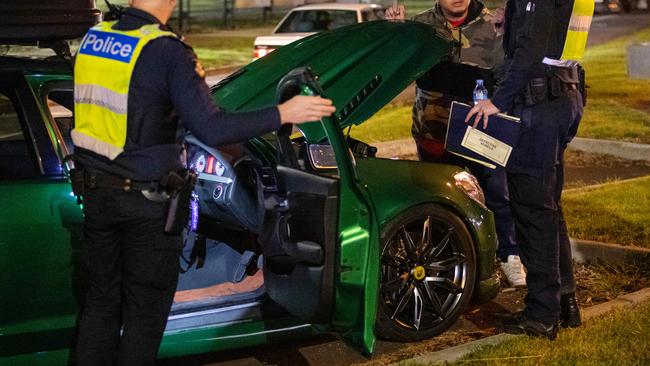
[568,137,650,162]
[374,139,417,159]
[390,287,650,366]
[373,137,650,162]
[571,238,650,266]
[563,175,650,193]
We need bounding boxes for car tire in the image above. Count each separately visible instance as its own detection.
[375,204,476,342]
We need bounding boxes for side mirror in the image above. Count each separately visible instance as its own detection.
[307,144,336,170]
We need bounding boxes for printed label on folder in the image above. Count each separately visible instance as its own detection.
[460,126,513,167]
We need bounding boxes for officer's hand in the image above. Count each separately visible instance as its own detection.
[491,7,505,35]
[465,100,500,129]
[385,5,405,21]
[278,95,336,125]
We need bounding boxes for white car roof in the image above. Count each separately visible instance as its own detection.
[289,3,383,11]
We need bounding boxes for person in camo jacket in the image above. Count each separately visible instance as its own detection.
[386,0,528,287]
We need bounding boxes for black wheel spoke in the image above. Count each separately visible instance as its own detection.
[417,281,443,318]
[418,216,433,258]
[413,286,423,330]
[381,275,407,293]
[382,253,408,268]
[391,284,415,320]
[423,228,453,263]
[399,227,417,260]
[426,276,464,294]
[424,253,467,272]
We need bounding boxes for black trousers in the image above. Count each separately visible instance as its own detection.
[507,89,582,326]
[75,188,182,366]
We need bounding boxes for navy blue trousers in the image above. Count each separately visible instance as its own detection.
[507,88,582,326]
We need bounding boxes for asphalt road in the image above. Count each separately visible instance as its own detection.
[587,12,650,46]
[170,13,650,366]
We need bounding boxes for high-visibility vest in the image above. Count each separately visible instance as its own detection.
[72,21,178,160]
[560,0,594,62]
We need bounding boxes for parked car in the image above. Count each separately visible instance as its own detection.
[253,3,385,59]
[595,0,648,13]
[0,6,499,364]
[594,0,623,13]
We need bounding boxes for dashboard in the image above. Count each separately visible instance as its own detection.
[185,135,263,234]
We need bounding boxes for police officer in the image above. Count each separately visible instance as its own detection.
[466,0,593,339]
[71,0,335,364]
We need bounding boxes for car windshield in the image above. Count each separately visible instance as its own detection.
[276,9,358,33]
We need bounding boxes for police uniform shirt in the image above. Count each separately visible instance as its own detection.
[75,8,281,181]
[491,0,574,112]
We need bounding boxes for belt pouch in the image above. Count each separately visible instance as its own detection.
[549,77,562,99]
[163,170,197,235]
[529,77,547,105]
[578,65,587,106]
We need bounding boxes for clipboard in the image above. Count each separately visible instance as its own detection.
[444,101,521,169]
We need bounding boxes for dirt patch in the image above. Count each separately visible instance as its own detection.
[564,150,650,188]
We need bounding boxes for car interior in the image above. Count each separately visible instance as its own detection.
[161,68,349,324]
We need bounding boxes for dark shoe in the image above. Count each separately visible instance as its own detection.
[503,312,558,340]
[560,293,582,328]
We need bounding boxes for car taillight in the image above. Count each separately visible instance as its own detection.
[253,47,275,60]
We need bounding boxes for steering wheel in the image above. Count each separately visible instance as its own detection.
[275,67,325,169]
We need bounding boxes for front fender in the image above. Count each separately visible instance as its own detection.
[355,157,497,283]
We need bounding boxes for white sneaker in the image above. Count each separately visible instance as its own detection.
[500,255,527,288]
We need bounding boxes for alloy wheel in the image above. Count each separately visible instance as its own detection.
[380,214,470,333]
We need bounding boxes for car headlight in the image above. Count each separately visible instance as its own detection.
[454,171,485,206]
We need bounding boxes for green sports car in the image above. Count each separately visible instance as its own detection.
[0,7,498,364]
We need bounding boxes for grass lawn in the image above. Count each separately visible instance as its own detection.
[416,299,650,366]
[184,35,254,69]
[562,176,650,247]
[579,27,650,144]
[348,104,413,143]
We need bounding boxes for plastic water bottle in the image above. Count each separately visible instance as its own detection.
[473,79,488,105]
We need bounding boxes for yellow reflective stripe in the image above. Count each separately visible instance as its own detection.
[568,15,592,32]
[74,102,127,148]
[560,0,594,62]
[74,84,128,114]
[71,130,124,160]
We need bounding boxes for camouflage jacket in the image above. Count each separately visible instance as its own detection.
[411,0,504,156]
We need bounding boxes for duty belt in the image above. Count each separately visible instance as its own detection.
[84,170,159,192]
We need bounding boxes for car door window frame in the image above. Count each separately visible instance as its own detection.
[40,80,74,166]
[1,72,72,181]
[0,76,41,180]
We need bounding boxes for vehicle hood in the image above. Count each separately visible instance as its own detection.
[213,20,452,141]
[254,33,313,47]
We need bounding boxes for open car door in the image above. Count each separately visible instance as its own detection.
[256,68,379,353]
[211,21,453,353]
